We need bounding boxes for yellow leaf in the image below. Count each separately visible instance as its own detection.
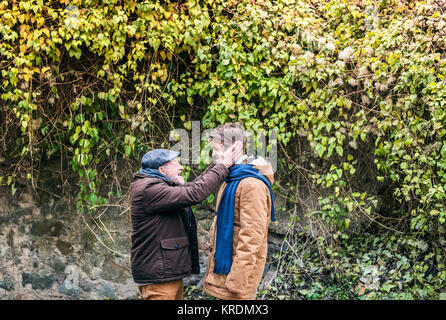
[23,73,31,82]
[343,98,352,109]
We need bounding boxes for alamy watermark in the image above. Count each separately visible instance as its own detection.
[169,121,278,173]
[64,5,79,29]
[364,5,378,30]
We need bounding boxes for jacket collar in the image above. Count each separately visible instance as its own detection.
[133,173,177,186]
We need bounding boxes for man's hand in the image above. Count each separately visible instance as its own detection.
[214,141,244,168]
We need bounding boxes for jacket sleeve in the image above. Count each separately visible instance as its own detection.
[143,163,229,213]
[224,177,270,294]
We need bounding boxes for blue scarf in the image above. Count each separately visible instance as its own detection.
[138,168,171,183]
[213,164,276,275]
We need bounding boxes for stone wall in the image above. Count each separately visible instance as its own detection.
[0,160,137,299]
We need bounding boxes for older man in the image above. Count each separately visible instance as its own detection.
[130,142,242,300]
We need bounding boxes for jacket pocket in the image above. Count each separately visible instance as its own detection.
[160,236,191,276]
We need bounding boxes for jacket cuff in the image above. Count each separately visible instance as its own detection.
[225,271,247,295]
[225,278,242,294]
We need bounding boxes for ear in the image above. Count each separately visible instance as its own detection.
[158,166,166,174]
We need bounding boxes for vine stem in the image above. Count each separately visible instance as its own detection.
[81,212,129,258]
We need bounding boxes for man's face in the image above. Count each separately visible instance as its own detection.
[211,140,244,165]
[158,159,184,185]
[210,141,225,160]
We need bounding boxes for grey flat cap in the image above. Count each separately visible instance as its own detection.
[141,149,180,169]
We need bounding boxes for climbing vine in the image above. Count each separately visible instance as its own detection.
[1,0,446,249]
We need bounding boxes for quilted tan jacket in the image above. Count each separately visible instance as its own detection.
[203,156,274,300]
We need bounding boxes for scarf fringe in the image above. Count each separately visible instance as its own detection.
[213,261,232,275]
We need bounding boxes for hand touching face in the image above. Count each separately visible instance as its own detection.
[211,141,244,168]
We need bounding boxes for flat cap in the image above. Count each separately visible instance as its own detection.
[141,149,180,169]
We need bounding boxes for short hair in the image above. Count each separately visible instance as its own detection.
[208,122,247,150]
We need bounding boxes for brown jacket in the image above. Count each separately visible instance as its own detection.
[130,163,229,285]
[203,156,274,300]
